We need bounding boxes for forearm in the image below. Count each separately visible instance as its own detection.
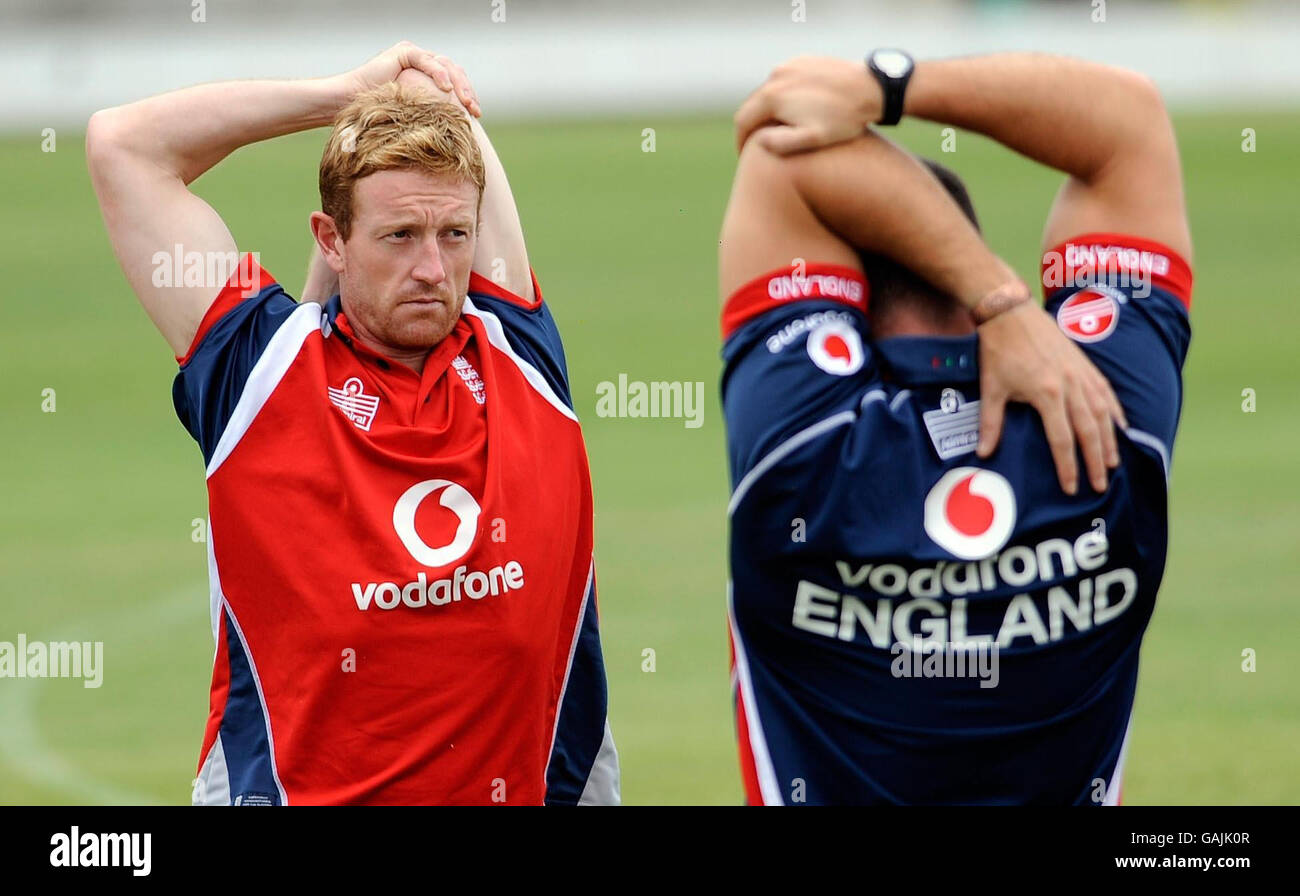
[90,77,347,185]
[786,131,1017,308]
[905,53,1163,182]
[467,115,532,301]
[732,51,1135,494]
[302,243,339,304]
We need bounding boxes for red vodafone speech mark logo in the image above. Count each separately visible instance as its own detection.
[946,474,995,536]
[823,334,851,364]
[807,320,864,376]
[924,468,1017,559]
[393,479,481,568]
[1057,288,1119,343]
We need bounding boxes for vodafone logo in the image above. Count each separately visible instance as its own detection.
[392,479,481,567]
[352,479,523,612]
[1057,287,1120,343]
[807,320,864,376]
[923,468,1017,560]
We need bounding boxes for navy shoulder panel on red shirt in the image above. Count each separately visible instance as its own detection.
[465,269,574,411]
[172,256,302,466]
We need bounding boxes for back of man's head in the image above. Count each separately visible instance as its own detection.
[859,158,981,337]
[319,83,485,241]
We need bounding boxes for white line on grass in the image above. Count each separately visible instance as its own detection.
[0,584,203,805]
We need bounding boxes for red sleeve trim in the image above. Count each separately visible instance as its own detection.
[721,262,869,341]
[176,253,278,365]
[468,267,544,311]
[1041,232,1193,311]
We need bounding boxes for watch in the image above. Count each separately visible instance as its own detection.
[866,48,915,126]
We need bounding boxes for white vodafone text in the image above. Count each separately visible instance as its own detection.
[352,562,525,610]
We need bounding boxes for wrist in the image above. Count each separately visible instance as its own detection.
[314,75,355,119]
[857,71,883,130]
[900,59,928,119]
[971,280,1033,325]
[865,49,915,126]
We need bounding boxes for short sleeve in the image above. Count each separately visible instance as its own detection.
[720,263,878,484]
[1041,233,1193,456]
[172,254,302,464]
[465,269,574,410]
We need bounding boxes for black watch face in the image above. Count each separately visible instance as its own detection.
[874,50,912,80]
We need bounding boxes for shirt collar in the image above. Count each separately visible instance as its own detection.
[321,293,475,399]
[873,333,980,387]
[321,293,395,369]
[323,292,344,326]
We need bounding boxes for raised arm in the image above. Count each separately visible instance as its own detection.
[729,52,1171,495]
[905,54,1190,261]
[87,80,333,356]
[736,52,1190,262]
[88,43,478,355]
[720,131,1018,310]
[302,65,535,306]
[722,130,1122,495]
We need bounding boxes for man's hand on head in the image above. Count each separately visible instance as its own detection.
[394,67,472,116]
[335,42,481,117]
[734,55,880,154]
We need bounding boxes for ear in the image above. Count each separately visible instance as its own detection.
[310,212,347,274]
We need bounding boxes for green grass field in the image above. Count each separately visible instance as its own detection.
[1,109,1297,804]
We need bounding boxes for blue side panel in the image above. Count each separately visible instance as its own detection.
[544,577,612,805]
[173,285,302,465]
[219,607,282,806]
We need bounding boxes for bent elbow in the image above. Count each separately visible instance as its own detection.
[85,108,129,180]
[1118,69,1170,127]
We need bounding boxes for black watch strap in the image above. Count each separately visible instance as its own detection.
[867,49,915,126]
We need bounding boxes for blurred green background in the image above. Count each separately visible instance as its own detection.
[0,110,1296,804]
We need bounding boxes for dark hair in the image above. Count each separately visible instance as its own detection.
[858,158,980,329]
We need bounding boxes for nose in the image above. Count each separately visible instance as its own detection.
[410,236,447,287]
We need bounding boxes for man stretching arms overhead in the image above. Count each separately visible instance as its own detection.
[720,51,1192,804]
[87,43,618,805]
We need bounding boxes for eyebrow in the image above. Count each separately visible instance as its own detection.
[374,219,475,232]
